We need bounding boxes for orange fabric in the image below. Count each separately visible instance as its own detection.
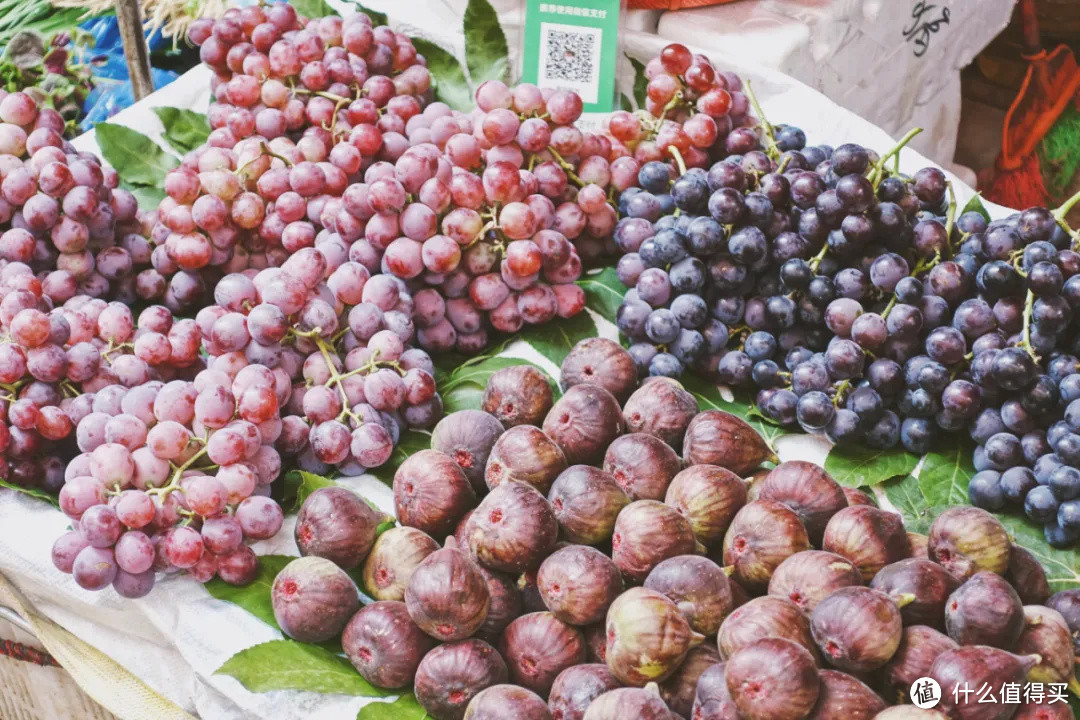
[984,152,1050,210]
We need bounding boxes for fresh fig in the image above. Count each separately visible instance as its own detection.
[414,639,508,720]
[342,601,434,689]
[486,425,567,493]
[605,586,705,686]
[717,595,818,662]
[870,558,959,630]
[660,644,721,717]
[520,569,546,614]
[548,465,629,545]
[692,662,741,720]
[465,480,558,573]
[474,565,521,643]
[561,338,638,402]
[464,685,552,720]
[725,638,821,720]
[643,554,733,636]
[882,625,958,704]
[810,587,904,673]
[294,486,383,570]
[431,410,505,493]
[583,623,606,663]
[612,500,703,582]
[1012,702,1075,719]
[1005,545,1051,605]
[362,526,439,601]
[482,364,554,428]
[745,468,769,501]
[582,684,674,720]
[930,646,1038,720]
[538,545,623,626]
[548,664,621,720]
[405,545,490,641]
[757,461,847,542]
[844,487,876,506]
[542,384,625,465]
[271,556,360,643]
[807,670,886,720]
[683,410,776,475]
[499,612,586,697]
[928,507,1011,580]
[603,433,682,501]
[944,571,1024,648]
[1015,605,1077,685]
[768,550,863,614]
[664,464,747,547]
[721,500,811,592]
[1046,588,1080,654]
[395,449,476,539]
[622,377,699,449]
[822,506,909,582]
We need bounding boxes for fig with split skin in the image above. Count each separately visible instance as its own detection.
[717,595,819,662]
[414,638,509,720]
[927,506,1011,581]
[869,558,959,630]
[643,554,733,636]
[660,644,721,717]
[542,384,625,465]
[602,433,682,501]
[341,601,434,689]
[547,465,629,545]
[499,612,586,698]
[725,637,821,720]
[664,464,747,548]
[560,338,638,402]
[691,662,741,720]
[1005,545,1051,605]
[622,377,699,450]
[486,425,567,493]
[882,625,958,704]
[538,545,623,626]
[431,409,505,493]
[1015,605,1079,688]
[683,409,776,475]
[404,543,490,642]
[807,670,886,720]
[822,505,910,582]
[394,449,477,540]
[810,587,905,673]
[271,556,360,643]
[767,550,863,614]
[721,499,811,592]
[944,571,1024,648]
[547,664,620,720]
[605,586,705,686]
[465,480,559,573]
[757,460,848,543]
[463,685,552,720]
[361,526,440,602]
[294,486,384,570]
[612,500,703,582]
[930,645,1039,720]
[582,683,674,720]
[482,364,554,428]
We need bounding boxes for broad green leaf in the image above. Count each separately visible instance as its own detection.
[281,469,337,512]
[578,267,625,320]
[128,184,166,211]
[918,441,975,507]
[94,123,178,187]
[999,515,1080,589]
[681,374,791,449]
[347,2,389,26]
[627,54,648,109]
[152,107,211,154]
[216,640,391,697]
[960,193,991,223]
[369,429,432,486]
[204,554,294,629]
[517,310,598,368]
[290,0,335,19]
[463,0,510,87]
[823,444,920,488]
[411,38,472,113]
[441,356,549,414]
[0,478,58,508]
[880,475,936,534]
[358,693,430,720]
[620,94,633,112]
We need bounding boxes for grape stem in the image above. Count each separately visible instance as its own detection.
[1020,288,1040,362]
[807,242,830,274]
[831,379,853,407]
[742,80,779,159]
[1052,185,1080,242]
[546,146,585,188]
[668,146,688,177]
[311,332,363,425]
[867,127,923,188]
[942,181,958,252]
[148,445,209,497]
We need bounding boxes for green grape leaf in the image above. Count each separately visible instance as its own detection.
[880,475,937,534]
[517,310,598,368]
[578,266,625,321]
[620,94,633,112]
[280,470,337,512]
[204,555,294,629]
[369,429,432,486]
[918,440,975,507]
[627,54,648,109]
[823,444,921,488]
[357,693,431,720]
[463,0,510,87]
[680,374,792,449]
[94,123,178,187]
[347,2,389,26]
[290,0,335,20]
[960,193,991,223]
[411,38,472,113]
[152,107,211,154]
[440,356,550,414]
[998,515,1080,589]
[0,478,58,508]
[127,184,166,211]
[216,640,392,697]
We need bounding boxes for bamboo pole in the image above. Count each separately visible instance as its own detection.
[115,0,154,100]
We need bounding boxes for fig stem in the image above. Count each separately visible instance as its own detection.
[891,592,917,609]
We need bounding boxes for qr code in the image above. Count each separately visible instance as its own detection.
[538,22,601,104]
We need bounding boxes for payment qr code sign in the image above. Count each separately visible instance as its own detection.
[540,24,602,103]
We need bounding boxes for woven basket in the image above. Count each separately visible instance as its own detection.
[627,0,739,10]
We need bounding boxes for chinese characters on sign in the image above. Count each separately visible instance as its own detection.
[538,3,608,18]
[911,678,1069,709]
[903,2,951,57]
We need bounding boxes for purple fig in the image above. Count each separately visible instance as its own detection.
[683,410,776,475]
[1012,702,1075,719]
[721,499,811,592]
[548,664,620,720]
[745,467,770,501]
[405,546,489,641]
[464,684,552,720]
[623,377,699,449]
[768,550,863,614]
[944,571,1024,648]
[474,565,521,642]
[810,587,904,673]
[807,670,886,720]
[930,646,1038,720]
[692,662,741,720]
[602,433,681,501]
[718,595,819,662]
[341,601,434,689]
[1046,588,1080,654]
[520,569,546,614]
[431,409,505,493]
[643,554,733,636]
[538,545,623,626]
[605,586,705,686]
[561,338,638,402]
[543,384,625,465]
[361,526,439,601]
[1016,605,1077,686]
[271,556,360,643]
[870,558,959,630]
[882,625,959,703]
[873,709,948,719]
[486,425,567,493]
[844,487,876,507]
[725,638,821,720]
[548,465,629,545]
[822,506,909,582]
[1005,545,1051,605]
[465,481,558,573]
[928,507,1011,580]
[414,639,508,720]
[908,532,929,559]
[582,684,674,720]
[660,644,721,717]
[758,461,847,543]
[294,486,383,570]
[583,623,606,663]
[499,611,586,697]
[395,449,476,539]
[612,500,703,582]
[664,464,747,548]
[482,364,554,428]
[453,509,475,547]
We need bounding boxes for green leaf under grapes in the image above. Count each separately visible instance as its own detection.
[204,555,294,629]
[823,444,920,488]
[880,475,937,534]
[290,0,335,20]
[463,0,509,87]
[152,107,211,154]
[440,356,550,414]
[627,54,647,109]
[94,123,178,187]
[680,374,792,449]
[578,266,625,320]
[128,184,166,211]
[998,515,1080,589]
[0,478,58,507]
[357,693,431,720]
[369,429,432,486]
[517,310,598,368]
[918,440,975,507]
[961,193,991,223]
[411,38,472,113]
[280,470,337,512]
[216,640,391,697]
[347,2,388,26]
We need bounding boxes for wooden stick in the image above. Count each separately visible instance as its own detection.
[115,0,154,100]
